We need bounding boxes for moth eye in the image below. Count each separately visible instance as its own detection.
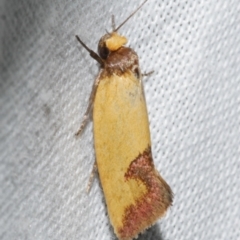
[98,45,110,59]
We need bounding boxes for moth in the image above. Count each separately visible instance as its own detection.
[75,1,173,239]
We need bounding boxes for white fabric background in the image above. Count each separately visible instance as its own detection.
[0,0,239,239]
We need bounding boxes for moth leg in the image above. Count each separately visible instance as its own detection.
[75,74,101,136]
[142,70,154,76]
[86,160,98,193]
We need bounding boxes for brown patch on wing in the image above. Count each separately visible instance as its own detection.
[117,147,173,240]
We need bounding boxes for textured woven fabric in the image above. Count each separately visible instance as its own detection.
[1,0,239,239]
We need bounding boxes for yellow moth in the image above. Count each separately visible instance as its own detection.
[75,1,173,239]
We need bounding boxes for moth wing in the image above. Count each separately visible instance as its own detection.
[93,70,172,240]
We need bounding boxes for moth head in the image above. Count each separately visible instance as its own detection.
[98,32,127,59]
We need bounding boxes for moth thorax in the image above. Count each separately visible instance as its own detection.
[98,32,127,59]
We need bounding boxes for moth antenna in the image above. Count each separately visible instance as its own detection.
[111,15,116,31]
[75,35,104,66]
[114,0,148,32]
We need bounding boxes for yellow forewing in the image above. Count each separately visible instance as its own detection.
[93,71,150,230]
